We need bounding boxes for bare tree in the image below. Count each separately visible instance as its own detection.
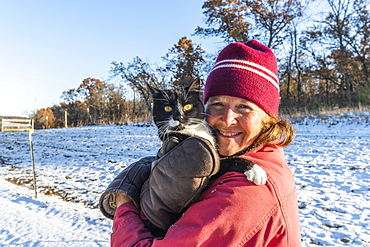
[304,0,369,106]
[348,0,370,86]
[111,57,171,108]
[195,0,304,48]
[162,36,206,87]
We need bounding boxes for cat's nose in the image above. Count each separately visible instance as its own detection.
[179,116,185,123]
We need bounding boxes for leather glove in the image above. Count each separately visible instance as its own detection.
[99,156,155,219]
[155,135,183,159]
[140,136,220,230]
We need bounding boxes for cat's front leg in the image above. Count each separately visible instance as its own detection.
[217,157,267,185]
[244,164,267,185]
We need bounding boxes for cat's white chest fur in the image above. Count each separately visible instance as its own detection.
[177,122,216,148]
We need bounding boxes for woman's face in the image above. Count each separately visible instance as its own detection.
[205,95,266,156]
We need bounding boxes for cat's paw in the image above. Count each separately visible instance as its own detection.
[244,165,267,185]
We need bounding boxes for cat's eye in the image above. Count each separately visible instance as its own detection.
[164,106,172,112]
[184,104,193,111]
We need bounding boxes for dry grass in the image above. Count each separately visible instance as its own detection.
[280,105,370,118]
[5,175,99,209]
[280,105,370,126]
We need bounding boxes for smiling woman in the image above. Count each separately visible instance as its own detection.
[203,40,296,157]
[109,40,302,247]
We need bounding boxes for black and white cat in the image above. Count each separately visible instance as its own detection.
[149,78,267,185]
[149,78,215,146]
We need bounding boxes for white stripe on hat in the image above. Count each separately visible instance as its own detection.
[215,59,279,81]
[212,59,280,92]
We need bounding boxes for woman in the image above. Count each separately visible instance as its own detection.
[111,40,301,246]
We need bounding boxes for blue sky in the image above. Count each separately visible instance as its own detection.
[0,0,225,117]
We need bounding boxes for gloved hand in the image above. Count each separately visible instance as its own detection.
[155,135,182,159]
[99,156,155,219]
[140,136,220,230]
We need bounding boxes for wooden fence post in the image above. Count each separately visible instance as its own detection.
[28,129,37,198]
[64,111,68,128]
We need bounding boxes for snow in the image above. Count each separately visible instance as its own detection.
[1,113,370,246]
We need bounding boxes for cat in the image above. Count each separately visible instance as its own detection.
[149,78,267,185]
[149,78,215,147]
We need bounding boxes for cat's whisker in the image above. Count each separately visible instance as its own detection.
[203,112,214,120]
[156,98,168,102]
[157,124,169,133]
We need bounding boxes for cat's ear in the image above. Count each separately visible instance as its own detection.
[186,78,201,92]
[148,85,161,96]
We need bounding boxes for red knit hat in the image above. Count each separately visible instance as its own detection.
[203,40,280,117]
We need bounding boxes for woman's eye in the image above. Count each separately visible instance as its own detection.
[184,104,192,111]
[211,102,224,107]
[164,106,172,112]
[239,104,250,109]
[237,104,252,112]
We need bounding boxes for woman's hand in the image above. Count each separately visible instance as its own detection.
[115,193,132,208]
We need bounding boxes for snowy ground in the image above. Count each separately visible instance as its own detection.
[0,112,369,246]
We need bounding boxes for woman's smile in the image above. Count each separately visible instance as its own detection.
[217,130,242,137]
[206,95,266,156]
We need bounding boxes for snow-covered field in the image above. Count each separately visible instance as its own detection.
[1,112,369,246]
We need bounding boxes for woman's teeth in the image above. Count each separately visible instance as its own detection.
[219,131,240,137]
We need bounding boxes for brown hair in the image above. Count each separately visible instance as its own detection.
[253,115,296,147]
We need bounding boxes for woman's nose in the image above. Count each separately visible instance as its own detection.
[221,108,238,126]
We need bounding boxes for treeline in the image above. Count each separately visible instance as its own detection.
[33,78,150,129]
[33,0,370,128]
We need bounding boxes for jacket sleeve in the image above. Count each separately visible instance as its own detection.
[111,203,155,247]
[111,172,285,247]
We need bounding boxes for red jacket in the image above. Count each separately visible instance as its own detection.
[111,144,302,246]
